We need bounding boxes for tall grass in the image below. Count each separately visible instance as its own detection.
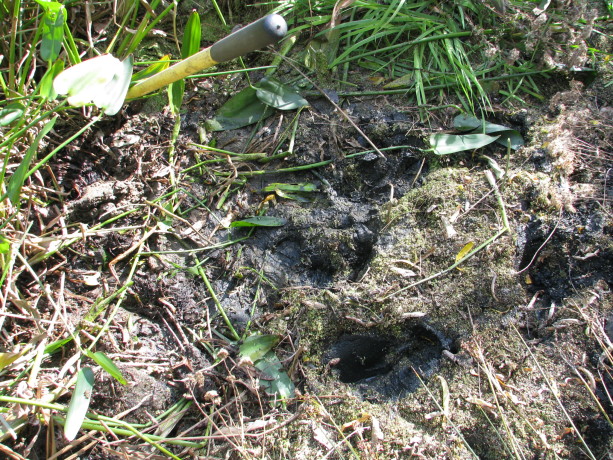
[0,0,188,453]
[268,0,573,112]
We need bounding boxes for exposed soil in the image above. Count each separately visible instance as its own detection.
[32,69,610,458]
[5,6,613,460]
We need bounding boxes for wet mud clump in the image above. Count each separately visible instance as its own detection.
[324,323,451,400]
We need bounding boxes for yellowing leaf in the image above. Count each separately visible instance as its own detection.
[0,352,21,370]
[384,72,413,89]
[455,241,474,263]
[368,76,385,85]
[132,55,170,81]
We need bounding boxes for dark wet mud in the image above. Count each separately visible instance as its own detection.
[37,65,612,458]
[324,323,452,400]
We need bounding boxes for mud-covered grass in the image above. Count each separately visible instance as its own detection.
[1,1,612,458]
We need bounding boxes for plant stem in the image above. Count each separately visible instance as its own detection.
[194,257,240,341]
[211,145,414,178]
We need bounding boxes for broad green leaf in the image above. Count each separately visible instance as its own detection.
[54,54,133,115]
[64,367,95,441]
[34,0,64,15]
[168,79,185,114]
[182,11,201,59]
[88,351,127,385]
[230,216,287,228]
[205,86,272,131]
[454,114,524,150]
[429,133,499,155]
[35,0,66,61]
[239,335,295,402]
[40,8,65,61]
[132,56,170,81]
[255,77,309,111]
[39,59,64,101]
[262,183,319,193]
[7,116,57,206]
[0,236,10,254]
[454,114,502,132]
[0,102,25,126]
[493,130,523,150]
[0,352,21,370]
[254,351,295,400]
[169,12,201,114]
[240,334,280,362]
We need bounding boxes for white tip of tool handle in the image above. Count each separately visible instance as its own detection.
[210,14,288,63]
[262,14,288,40]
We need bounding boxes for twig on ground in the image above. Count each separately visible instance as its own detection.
[280,55,386,159]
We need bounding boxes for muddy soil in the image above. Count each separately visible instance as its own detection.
[6,8,608,453]
[34,67,610,458]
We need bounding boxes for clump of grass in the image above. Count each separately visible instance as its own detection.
[269,0,606,111]
[1,0,304,454]
[0,0,200,455]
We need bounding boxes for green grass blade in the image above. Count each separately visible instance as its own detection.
[230,216,287,228]
[62,18,80,65]
[123,0,174,58]
[45,337,73,354]
[64,367,95,441]
[6,115,57,206]
[88,351,127,385]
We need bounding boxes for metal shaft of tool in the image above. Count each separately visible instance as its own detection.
[126,14,287,99]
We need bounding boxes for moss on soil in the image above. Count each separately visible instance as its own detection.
[265,90,613,456]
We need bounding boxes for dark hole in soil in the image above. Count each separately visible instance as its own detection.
[517,212,612,303]
[324,324,449,400]
[327,335,394,383]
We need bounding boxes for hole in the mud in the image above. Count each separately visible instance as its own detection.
[444,337,461,354]
[328,335,394,383]
[324,324,448,399]
[518,217,613,302]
